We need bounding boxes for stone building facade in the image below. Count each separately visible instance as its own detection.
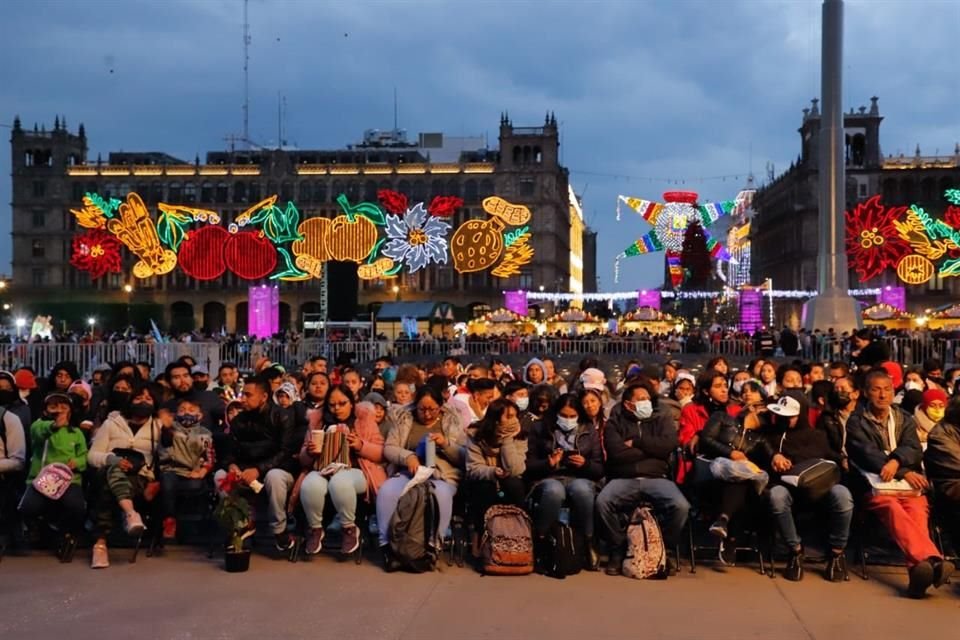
[8,113,595,333]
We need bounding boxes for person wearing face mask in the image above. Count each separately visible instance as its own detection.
[465,399,528,556]
[14,368,42,425]
[93,375,136,429]
[765,393,852,581]
[160,362,224,431]
[924,395,960,559]
[728,371,753,409]
[87,384,163,569]
[1,370,32,439]
[157,398,214,541]
[66,380,94,435]
[17,393,88,560]
[597,380,689,576]
[525,393,604,571]
[816,375,860,473]
[503,380,532,432]
[896,368,926,414]
[914,389,947,448]
[0,371,29,547]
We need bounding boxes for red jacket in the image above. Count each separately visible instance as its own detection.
[676,401,740,484]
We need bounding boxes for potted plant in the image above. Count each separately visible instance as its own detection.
[214,473,253,572]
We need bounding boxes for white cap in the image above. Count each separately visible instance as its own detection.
[767,395,801,417]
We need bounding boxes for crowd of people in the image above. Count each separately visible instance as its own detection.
[1,330,959,598]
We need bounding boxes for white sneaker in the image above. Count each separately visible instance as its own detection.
[124,511,145,537]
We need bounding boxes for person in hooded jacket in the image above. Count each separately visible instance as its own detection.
[525,393,604,570]
[523,358,548,386]
[914,389,947,447]
[596,380,689,576]
[46,361,80,395]
[816,375,860,473]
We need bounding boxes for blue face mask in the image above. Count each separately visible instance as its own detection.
[177,413,201,427]
[556,416,579,432]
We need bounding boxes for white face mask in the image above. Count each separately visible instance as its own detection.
[632,400,653,420]
[679,396,693,407]
[905,380,924,392]
[514,397,530,412]
[556,416,579,432]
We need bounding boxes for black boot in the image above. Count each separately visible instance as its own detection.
[931,556,955,589]
[785,547,804,581]
[381,544,401,573]
[826,550,848,582]
[605,550,623,576]
[907,560,934,598]
[583,537,600,572]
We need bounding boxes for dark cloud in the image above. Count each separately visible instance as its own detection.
[1,0,957,289]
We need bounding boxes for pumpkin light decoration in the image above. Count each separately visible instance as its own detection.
[324,194,384,263]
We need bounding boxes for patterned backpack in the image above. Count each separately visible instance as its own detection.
[622,506,667,579]
[480,505,534,575]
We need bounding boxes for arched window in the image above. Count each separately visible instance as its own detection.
[200,181,213,203]
[464,180,478,203]
[216,182,229,202]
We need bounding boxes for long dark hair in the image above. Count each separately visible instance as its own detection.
[551,393,584,430]
[473,398,520,448]
[694,369,727,409]
[304,371,331,407]
[325,383,356,424]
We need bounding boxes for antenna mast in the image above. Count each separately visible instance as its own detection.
[242,0,251,144]
[393,87,398,132]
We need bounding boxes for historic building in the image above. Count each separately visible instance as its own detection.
[751,97,960,322]
[8,113,596,333]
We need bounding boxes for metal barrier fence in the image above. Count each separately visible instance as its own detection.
[1,336,957,377]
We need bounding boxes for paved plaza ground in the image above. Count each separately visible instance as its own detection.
[2,548,959,639]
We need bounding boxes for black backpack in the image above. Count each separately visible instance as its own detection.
[388,481,440,573]
[536,521,582,579]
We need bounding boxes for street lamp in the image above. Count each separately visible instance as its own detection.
[87,317,96,335]
[391,284,400,301]
[123,284,133,294]
[123,284,134,328]
[15,317,26,338]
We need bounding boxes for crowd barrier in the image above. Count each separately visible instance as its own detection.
[0,336,957,376]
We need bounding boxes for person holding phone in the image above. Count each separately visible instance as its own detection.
[525,393,604,570]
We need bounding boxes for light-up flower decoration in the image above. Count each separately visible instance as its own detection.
[70,229,123,279]
[845,195,910,281]
[382,203,451,273]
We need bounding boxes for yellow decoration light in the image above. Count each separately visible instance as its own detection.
[896,254,935,285]
[291,217,333,263]
[70,195,109,229]
[451,216,505,273]
[482,196,532,226]
[324,215,378,263]
[491,232,534,278]
[357,257,397,280]
[106,193,177,278]
[294,254,324,279]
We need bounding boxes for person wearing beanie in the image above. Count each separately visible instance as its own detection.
[363,391,389,438]
[915,388,948,446]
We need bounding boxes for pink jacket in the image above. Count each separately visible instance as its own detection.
[296,401,387,499]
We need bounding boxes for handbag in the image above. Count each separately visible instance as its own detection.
[780,459,840,502]
[112,448,147,474]
[31,439,74,500]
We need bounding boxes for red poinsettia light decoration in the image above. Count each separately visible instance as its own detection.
[943,205,960,230]
[427,195,464,218]
[845,195,910,281]
[377,189,408,215]
[70,229,122,279]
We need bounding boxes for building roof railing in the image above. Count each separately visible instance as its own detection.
[66,161,497,178]
[882,155,960,170]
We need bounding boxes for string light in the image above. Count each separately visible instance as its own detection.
[519,288,882,302]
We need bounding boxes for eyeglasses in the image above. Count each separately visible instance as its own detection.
[417,405,440,414]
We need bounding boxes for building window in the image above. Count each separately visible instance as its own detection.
[437,268,454,290]
[519,178,535,197]
[32,181,46,198]
[200,182,214,203]
[519,269,534,291]
[32,239,44,258]
[183,182,197,203]
[859,183,867,198]
[216,182,229,202]
[31,209,45,228]
[234,181,248,203]
[31,269,45,287]
[168,182,182,200]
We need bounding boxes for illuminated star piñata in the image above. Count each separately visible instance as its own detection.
[615,190,735,287]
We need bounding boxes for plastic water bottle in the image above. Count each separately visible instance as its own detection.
[425,438,437,468]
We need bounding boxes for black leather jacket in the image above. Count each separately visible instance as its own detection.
[699,410,775,467]
[222,402,306,476]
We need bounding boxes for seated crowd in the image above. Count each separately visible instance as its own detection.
[1,347,960,599]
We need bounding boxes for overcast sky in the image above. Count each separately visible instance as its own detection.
[2,0,958,291]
